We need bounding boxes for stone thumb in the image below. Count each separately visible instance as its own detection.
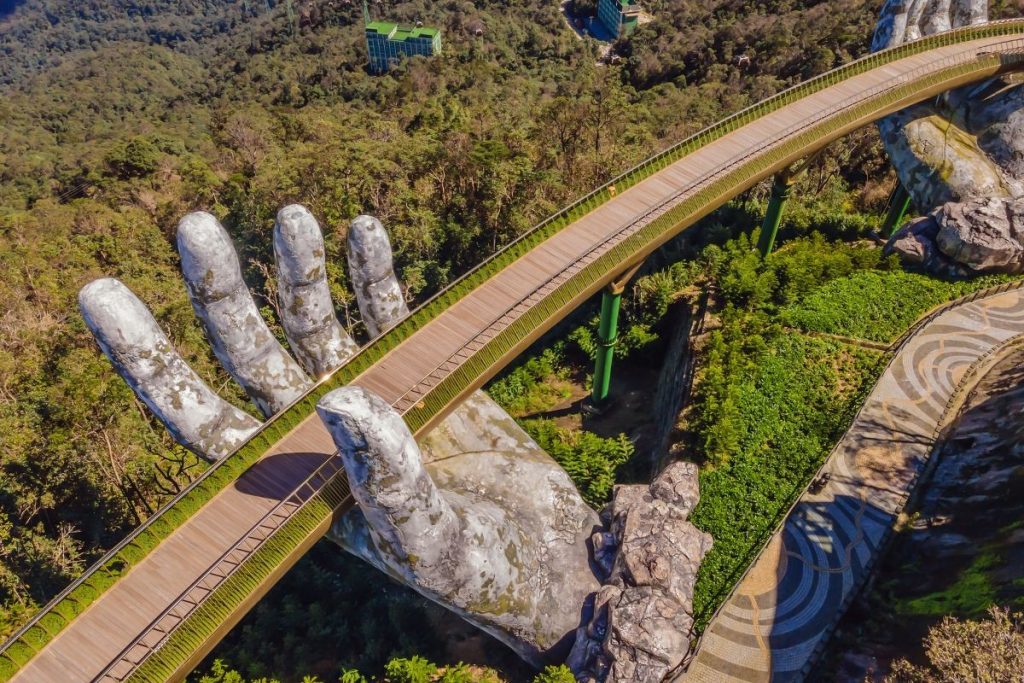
[316,386,458,573]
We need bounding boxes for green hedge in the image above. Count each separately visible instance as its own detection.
[4,21,1024,680]
[781,270,1019,343]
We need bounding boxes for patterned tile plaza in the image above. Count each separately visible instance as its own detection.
[683,287,1024,682]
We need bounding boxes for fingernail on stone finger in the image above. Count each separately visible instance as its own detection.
[348,215,409,338]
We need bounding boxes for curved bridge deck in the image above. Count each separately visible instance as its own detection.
[9,27,1024,683]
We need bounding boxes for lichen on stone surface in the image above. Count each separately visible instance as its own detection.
[274,204,359,377]
[78,278,260,460]
[319,386,601,666]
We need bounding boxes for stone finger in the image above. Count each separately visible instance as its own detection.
[347,215,409,339]
[903,0,930,42]
[316,386,458,573]
[79,278,261,461]
[921,0,952,35]
[951,0,986,27]
[872,0,912,51]
[274,204,359,377]
[178,211,312,417]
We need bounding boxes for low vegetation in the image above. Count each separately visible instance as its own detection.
[522,419,634,507]
[884,606,1024,682]
[195,656,573,683]
[486,346,574,417]
[782,269,1017,343]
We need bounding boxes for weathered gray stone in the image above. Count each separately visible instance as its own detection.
[274,204,358,377]
[872,0,986,52]
[570,462,712,682]
[178,211,311,416]
[874,0,1024,275]
[934,196,1024,272]
[885,216,971,278]
[78,278,260,460]
[878,107,1016,211]
[604,586,693,682]
[649,460,701,517]
[317,386,601,666]
[348,215,407,338]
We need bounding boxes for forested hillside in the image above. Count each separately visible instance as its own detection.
[5,0,1011,677]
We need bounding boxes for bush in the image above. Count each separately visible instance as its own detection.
[522,418,634,506]
[532,665,575,683]
[383,657,439,683]
[486,345,572,416]
[781,270,1016,342]
[885,606,1024,682]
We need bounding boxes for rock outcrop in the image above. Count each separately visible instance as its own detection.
[875,0,1024,274]
[569,462,713,682]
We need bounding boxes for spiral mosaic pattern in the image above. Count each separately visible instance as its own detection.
[682,288,1024,682]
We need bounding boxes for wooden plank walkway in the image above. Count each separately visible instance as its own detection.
[11,33,1024,683]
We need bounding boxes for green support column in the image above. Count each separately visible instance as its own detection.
[880,181,912,237]
[591,284,623,405]
[757,174,793,257]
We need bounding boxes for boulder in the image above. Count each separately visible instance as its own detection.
[934,197,1024,272]
[569,462,712,682]
[886,217,971,278]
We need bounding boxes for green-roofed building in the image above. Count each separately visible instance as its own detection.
[597,0,641,38]
[366,21,442,73]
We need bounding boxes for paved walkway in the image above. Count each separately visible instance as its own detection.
[11,28,1024,681]
[683,287,1024,682]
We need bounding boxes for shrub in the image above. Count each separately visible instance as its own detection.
[522,418,634,506]
[382,656,438,683]
[781,270,1016,343]
[486,345,572,416]
[532,665,575,683]
[885,606,1024,682]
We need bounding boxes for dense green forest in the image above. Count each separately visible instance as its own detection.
[4,0,1024,679]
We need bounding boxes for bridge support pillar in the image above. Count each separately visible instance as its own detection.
[881,181,912,237]
[591,263,642,406]
[592,286,622,405]
[757,173,794,257]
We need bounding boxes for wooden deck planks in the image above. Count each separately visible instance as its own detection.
[11,34,1021,682]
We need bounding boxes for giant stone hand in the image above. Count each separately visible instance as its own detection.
[876,0,1024,274]
[79,207,600,666]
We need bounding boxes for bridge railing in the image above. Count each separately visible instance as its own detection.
[396,42,1024,436]
[118,38,1024,683]
[3,19,1024,680]
[94,454,351,682]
